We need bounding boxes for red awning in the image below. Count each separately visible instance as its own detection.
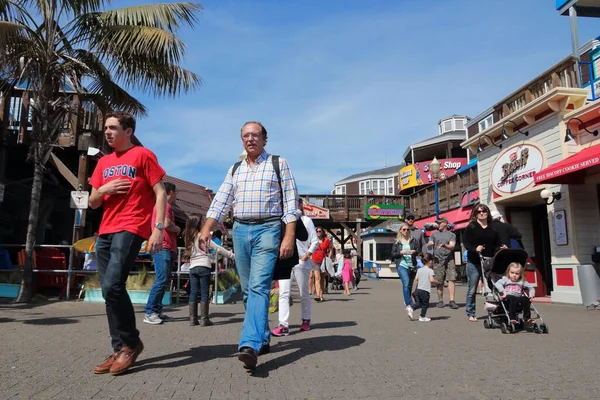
[534,144,600,185]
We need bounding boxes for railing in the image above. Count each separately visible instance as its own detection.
[493,57,579,123]
[300,194,407,220]
[0,89,104,147]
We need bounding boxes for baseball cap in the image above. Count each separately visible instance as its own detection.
[491,211,502,220]
[405,213,415,220]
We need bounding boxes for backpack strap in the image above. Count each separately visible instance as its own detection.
[231,161,242,178]
[231,155,285,216]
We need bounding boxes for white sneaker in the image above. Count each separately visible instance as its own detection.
[419,316,431,322]
[143,313,163,325]
[406,305,414,320]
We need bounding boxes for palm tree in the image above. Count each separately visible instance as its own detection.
[0,0,202,302]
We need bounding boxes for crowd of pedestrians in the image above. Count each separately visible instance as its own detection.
[87,112,524,376]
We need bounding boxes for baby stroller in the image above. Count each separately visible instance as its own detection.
[480,248,549,334]
[330,274,344,291]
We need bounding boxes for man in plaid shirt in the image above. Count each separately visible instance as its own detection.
[200,121,300,370]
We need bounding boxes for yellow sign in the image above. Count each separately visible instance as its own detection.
[398,165,423,191]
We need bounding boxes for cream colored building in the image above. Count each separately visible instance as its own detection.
[463,75,600,304]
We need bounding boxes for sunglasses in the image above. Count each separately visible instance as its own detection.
[316,230,323,233]
[477,210,488,214]
[400,229,408,231]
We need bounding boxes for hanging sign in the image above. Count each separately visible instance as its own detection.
[70,191,89,209]
[302,202,330,219]
[490,142,545,195]
[365,204,405,220]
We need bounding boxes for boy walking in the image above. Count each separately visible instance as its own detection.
[411,253,437,322]
[89,111,167,376]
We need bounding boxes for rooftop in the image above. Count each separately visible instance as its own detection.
[335,164,404,185]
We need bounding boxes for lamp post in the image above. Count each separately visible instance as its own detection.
[430,157,441,219]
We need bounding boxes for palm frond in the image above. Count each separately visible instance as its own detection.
[60,0,107,15]
[99,2,202,30]
[92,25,186,65]
[0,20,26,49]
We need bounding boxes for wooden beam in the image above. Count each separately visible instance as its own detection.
[548,96,569,113]
[70,95,81,147]
[523,114,536,125]
[49,152,78,189]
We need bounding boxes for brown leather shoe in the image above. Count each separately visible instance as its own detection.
[109,340,144,376]
[93,352,119,374]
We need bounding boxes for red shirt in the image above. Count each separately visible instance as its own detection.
[89,146,165,239]
[152,203,177,252]
[312,237,332,265]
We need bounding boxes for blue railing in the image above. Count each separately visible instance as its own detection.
[579,53,600,101]
[362,260,381,280]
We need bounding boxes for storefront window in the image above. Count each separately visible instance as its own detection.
[376,243,393,261]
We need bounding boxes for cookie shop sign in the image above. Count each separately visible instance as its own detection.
[490,143,545,195]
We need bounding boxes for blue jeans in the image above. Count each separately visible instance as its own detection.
[189,266,211,303]
[466,261,481,317]
[95,231,144,352]
[145,249,174,315]
[232,220,281,352]
[396,265,415,307]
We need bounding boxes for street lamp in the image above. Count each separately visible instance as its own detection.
[430,157,441,219]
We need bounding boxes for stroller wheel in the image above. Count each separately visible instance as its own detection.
[533,323,542,334]
[483,319,491,329]
[540,323,549,334]
[500,322,508,334]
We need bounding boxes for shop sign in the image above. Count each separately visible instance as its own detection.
[365,203,405,220]
[399,158,467,191]
[302,202,330,219]
[490,143,545,195]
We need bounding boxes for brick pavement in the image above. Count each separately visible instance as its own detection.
[0,278,598,400]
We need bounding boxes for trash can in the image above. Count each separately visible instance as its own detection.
[577,264,600,306]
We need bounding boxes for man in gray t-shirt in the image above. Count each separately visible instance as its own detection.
[427,218,458,309]
[406,214,426,254]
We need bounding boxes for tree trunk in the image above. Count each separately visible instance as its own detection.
[16,161,44,303]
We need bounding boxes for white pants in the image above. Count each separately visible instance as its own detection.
[278,263,311,326]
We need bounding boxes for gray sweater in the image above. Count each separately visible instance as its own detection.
[494,276,535,298]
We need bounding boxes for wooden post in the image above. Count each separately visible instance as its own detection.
[70,95,81,147]
[17,91,29,144]
[0,92,10,184]
[72,152,88,245]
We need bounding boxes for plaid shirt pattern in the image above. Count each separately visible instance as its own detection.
[206,151,300,224]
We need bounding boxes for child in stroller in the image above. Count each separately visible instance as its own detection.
[481,249,548,334]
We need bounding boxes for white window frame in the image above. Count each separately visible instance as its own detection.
[455,118,465,130]
[387,178,394,195]
[442,120,453,133]
[478,114,494,133]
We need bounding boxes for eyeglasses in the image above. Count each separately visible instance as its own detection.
[242,132,262,140]
[477,210,488,214]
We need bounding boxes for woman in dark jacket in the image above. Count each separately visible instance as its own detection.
[461,204,502,322]
[391,223,420,319]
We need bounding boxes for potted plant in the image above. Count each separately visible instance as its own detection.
[83,268,171,305]
[0,269,22,298]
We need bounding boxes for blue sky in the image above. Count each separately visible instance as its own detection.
[124,0,598,194]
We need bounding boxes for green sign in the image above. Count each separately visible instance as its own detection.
[365,204,405,220]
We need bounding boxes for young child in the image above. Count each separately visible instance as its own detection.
[183,214,235,327]
[411,253,437,322]
[494,262,535,325]
[342,249,352,295]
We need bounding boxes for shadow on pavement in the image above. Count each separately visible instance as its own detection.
[306,321,357,330]
[132,343,239,372]
[213,317,244,326]
[251,334,366,377]
[427,316,450,321]
[0,317,16,323]
[23,317,80,325]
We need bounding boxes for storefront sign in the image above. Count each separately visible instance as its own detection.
[398,158,467,191]
[460,187,479,207]
[490,143,545,195]
[553,209,568,246]
[365,204,405,220]
[302,202,330,219]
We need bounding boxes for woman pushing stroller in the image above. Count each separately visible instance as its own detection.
[495,262,535,325]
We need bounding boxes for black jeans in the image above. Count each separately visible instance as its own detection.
[96,231,144,352]
[411,289,431,318]
[189,266,212,303]
[504,295,531,321]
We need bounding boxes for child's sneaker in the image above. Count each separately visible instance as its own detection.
[419,316,431,322]
[406,305,414,320]
[300,319,311,332]
[271,324,289,337]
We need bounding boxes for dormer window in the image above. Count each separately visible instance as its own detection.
[478,114,494,133]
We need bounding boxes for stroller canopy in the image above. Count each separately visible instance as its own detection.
[487,249,529,276]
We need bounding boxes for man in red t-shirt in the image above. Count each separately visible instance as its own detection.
[311,227,332,302]
[88,111,167,376]
[143,182,180,324]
